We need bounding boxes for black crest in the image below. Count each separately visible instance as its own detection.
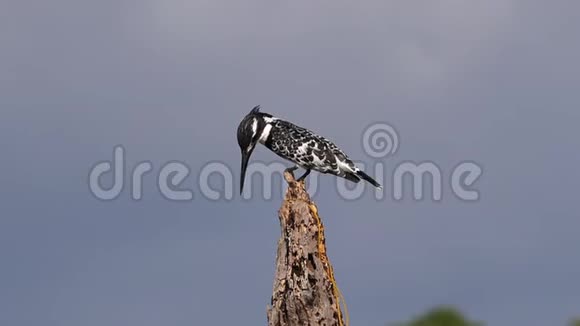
[250,105,260,114]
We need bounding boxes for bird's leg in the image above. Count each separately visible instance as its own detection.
[297,169,311,182]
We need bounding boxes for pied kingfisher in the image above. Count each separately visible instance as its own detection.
[237,105,381,194]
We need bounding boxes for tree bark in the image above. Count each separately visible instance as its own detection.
[267,171,346,326]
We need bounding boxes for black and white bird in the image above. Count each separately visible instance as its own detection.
[237,105,381,194]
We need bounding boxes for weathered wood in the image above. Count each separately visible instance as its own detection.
[267,171,345,326]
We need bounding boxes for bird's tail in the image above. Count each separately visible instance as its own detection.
[355,170,382,189]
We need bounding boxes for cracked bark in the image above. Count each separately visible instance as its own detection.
[267,171,345,326]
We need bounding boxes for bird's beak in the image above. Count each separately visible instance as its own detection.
[240,148,252,195]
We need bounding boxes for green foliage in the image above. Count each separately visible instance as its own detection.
[569,318,580,326]
[390,306,483,326]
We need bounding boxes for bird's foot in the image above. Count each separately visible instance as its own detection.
[296,169,311,182]
[283,166,299,185]
[284,166,299,175]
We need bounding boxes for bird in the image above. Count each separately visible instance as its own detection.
[237,105,381,194]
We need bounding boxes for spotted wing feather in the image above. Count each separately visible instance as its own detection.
[265,120,359,179]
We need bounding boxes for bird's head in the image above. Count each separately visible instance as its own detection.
[237,105,272,194]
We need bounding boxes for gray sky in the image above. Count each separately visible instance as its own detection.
[1,1,579,325]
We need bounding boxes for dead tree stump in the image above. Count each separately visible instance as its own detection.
[267,171,346,326]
